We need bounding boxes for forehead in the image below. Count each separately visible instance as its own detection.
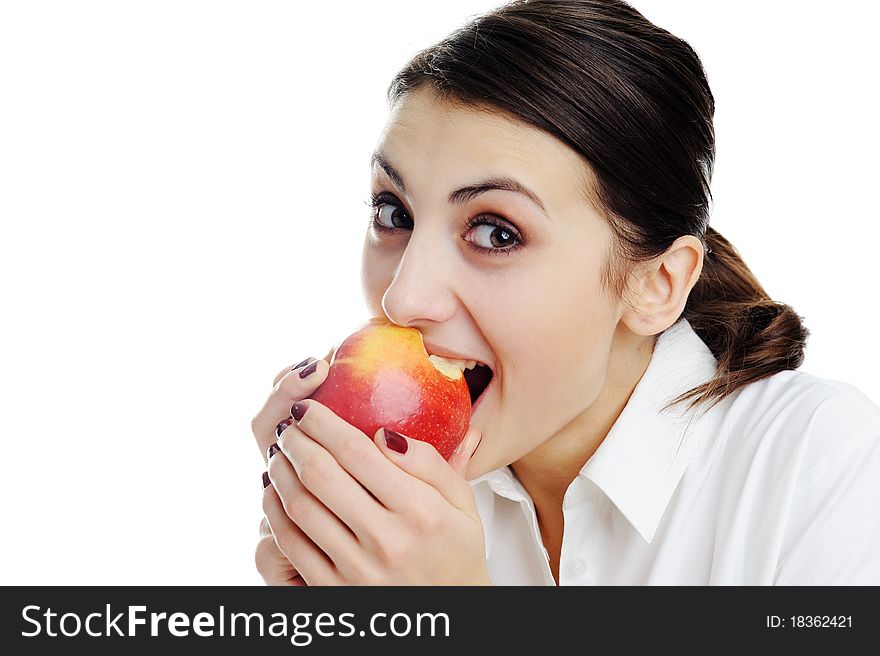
[375,88,595,211]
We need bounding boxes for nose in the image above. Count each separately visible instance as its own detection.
[381,227,457,328]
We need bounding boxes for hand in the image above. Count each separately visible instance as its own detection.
[255,517,306,586]
[262,394,491,585]
[251,352,334,585]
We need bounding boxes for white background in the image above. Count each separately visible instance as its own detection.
[1,1,877,584]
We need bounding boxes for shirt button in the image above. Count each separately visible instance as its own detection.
[567,557,587,577]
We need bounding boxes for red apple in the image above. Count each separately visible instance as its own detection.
[309,317,472,460]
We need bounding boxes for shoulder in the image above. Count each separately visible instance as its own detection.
[727,373,880,584]
[718,369,880,477]
[699,371,880,583]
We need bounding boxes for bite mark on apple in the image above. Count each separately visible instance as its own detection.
[427,354,466,380]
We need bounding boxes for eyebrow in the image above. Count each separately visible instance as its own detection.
[370,150,549,217]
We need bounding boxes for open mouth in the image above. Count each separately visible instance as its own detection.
[420,334,494,409]
[463,363,494,407]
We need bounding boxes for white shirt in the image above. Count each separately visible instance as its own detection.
[470,316,880,585]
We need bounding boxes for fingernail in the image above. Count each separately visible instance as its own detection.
[291,357,313,371]
[267,442,281,459]
[275,419,292,439]
[262,471,271,489]
[383,428,408,454]
[298,361,318,379]
[469,434,483,460]
[290,401,308,421]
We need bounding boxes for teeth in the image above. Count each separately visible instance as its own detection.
[449,358,481,371]
[428,356,482,372]
[444,358,471,371]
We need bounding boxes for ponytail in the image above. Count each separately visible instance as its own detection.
[668,226,811,413]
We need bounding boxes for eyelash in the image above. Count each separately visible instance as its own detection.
[364,191,525,257]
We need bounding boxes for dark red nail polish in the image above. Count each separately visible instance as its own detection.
[267,442,281,459]
[383,428,408,454]
[262,471,271,489]
[298,360,318,379]
[290,401,308,421]
[291,357,313,371]
[275,419,292,439]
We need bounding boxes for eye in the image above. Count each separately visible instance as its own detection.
[370,194,413,231]
[464,218,521,251]
[364,191,526,257]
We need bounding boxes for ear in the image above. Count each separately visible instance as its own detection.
[620,235,705,336]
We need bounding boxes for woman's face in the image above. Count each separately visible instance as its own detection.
[361,87,629,479]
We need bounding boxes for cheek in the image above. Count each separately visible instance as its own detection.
[360,242,397,316]
[478,260,615,463]
[541,272,613,401]
[511,294,612,411]
[495,254,613,384]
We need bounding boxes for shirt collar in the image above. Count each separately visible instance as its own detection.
[471,316,720,544]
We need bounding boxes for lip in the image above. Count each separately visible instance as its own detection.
[421,338,491,370]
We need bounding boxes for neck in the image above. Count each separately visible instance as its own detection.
[511,327,655,507]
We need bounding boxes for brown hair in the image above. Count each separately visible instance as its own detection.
[385,0,809,413]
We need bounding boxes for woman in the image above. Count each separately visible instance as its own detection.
[250,0,880,585]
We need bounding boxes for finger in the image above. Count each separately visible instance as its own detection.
[256,516,306,586]
[272,358,316,388]
[262,483,338,586]
[287,399,421,514]
[446,424,483,478]
[375,426,479,514]
[267,448,367,577]
[255,533,307,586]
[251,358,329,463]
[277,422,392,543]
[259,516,272,538]
[270,344,336,388]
